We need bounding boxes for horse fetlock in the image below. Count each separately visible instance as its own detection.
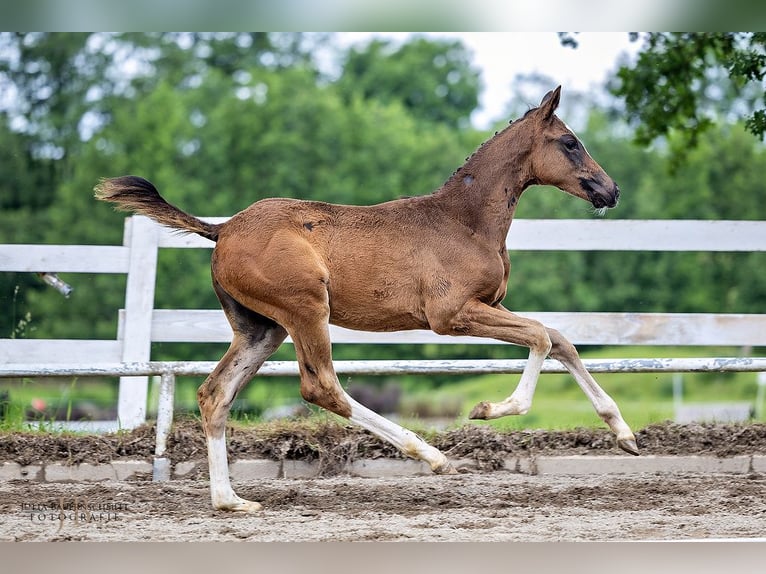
[400,435,455,474]
[514,404,531,416]
[210,483,264,512]
[420,445,454,473]
[469,398,531,420]
[504,399,531,416]
[594,397,621,420]
[600,410,638,455]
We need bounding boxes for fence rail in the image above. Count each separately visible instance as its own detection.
[145,310,766,346]
[2,216,765,482]
[3,357,766,380]
[4,355,765,481]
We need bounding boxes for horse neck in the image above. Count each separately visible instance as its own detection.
[433,122,535,246]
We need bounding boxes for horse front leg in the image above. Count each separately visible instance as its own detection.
[442,303,552,420]
[432,301,638,455]
[545,327,639,455]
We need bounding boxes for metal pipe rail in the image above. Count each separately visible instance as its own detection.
[3,356,765,481]
[3,356,766,378]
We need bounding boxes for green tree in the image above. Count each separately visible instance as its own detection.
[9,31,763,363]
[0,33,94,157]
[338,37,481,128]
[604,33,766,166]
[0,33,105,336]
[117,32,322,91]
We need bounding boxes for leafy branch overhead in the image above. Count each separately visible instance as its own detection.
[608,33,765,160]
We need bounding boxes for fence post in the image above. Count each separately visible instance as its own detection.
[118,216,159,429]
[152,370,176,482]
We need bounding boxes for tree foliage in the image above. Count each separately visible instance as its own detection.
[607,33,766,166]
[0,33,481,347]
[337,37,481,128]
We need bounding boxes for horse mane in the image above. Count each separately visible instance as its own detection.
[440,112,532,190]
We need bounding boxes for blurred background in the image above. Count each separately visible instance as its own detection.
[1,32,765,430]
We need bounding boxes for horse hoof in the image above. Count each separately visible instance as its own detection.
[468,401,491,420]
[618,437,640,456]
[433,461,459,475]
[215,498,264,512]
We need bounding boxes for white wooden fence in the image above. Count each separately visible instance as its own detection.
[1,217,766,478]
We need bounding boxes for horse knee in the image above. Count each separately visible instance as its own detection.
[299,371,352,418]
[530,323,552,355]
[546,327,577,361]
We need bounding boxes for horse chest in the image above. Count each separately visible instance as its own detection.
[462,247,510,306]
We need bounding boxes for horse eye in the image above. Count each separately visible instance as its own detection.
[562,136,578,151]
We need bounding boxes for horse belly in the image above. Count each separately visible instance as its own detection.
[327,273,429,332]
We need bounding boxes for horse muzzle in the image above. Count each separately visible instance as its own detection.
[581,178,620,209]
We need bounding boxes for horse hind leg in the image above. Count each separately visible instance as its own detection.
[198,284,287,512]
[546,327,639,455]
[287,312,456,475]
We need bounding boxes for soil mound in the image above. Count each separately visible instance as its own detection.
[1,419,764,474]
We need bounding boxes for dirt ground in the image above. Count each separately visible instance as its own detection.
[1,420,765,542]
[2,471,765,542]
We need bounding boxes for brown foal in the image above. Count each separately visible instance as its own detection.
[96,86,638,512]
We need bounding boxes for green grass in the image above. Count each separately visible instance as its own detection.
[0,376,118,432]
[396,346,765,430]
[2,346,763,433]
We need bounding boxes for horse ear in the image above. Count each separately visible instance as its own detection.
[538,86,562,121]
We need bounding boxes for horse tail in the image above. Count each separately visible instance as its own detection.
[94,176,221,242]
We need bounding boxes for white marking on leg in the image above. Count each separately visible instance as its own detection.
[207,433,262,512]
[476,347,547,419]
[565,365,635,442]
[346,393,451,472]
[201,329,286,512]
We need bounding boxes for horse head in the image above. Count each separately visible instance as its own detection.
[528,86,620,211]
